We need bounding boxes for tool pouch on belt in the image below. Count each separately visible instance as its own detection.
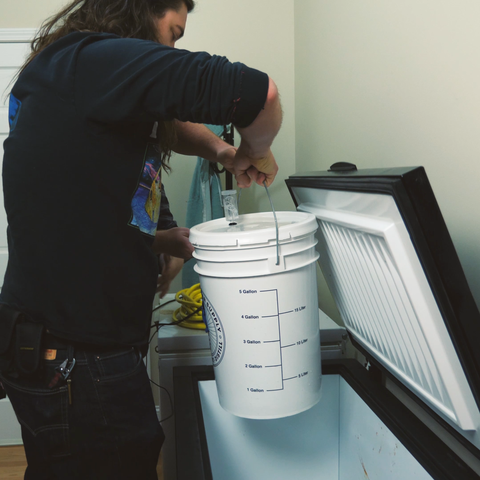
[0,304,44,377]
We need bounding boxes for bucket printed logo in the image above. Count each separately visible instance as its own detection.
[203,294,225,366]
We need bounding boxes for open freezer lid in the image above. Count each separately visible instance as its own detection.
[286,165,480,437]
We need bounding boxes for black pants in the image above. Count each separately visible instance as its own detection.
[1,346,164,479]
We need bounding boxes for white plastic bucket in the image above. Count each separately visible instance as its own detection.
[190,211,322,419]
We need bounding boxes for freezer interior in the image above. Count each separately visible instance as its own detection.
[174,361,478,480]
[197,374,432,480]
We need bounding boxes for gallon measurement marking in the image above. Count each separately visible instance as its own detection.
[239,288,311,392]
[260,288,284,391]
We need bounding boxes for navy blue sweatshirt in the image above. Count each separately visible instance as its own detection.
[1,32,268,347]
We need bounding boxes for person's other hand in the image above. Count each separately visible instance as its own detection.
[157,255,183,298]
[152,227,194,260]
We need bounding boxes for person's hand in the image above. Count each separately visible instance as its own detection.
[232,142,278,188]
[152,227,194,260]
[216,143,278,188]
[157,255,184,298]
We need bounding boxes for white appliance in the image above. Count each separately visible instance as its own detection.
[172,165,480,479]
[156,296,347,480]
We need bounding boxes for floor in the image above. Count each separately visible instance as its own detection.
[0,445,164,479]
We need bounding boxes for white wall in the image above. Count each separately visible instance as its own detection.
[295,0,480,312]
[166,0,296,222]
[0,0,66,28]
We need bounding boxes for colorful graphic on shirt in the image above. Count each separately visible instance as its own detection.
[8,94,22,132]
[130,143,163,236]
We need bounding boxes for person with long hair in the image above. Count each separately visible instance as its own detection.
[0,0,282,478]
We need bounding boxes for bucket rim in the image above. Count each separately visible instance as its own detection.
[190,211,318,248]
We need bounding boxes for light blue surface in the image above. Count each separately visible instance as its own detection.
[338,378,433,480]
[199,375,340,480]
[199,375,434,479]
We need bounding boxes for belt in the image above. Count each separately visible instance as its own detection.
[43,331,128,353]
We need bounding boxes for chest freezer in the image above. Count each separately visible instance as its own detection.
[172,165,480,479]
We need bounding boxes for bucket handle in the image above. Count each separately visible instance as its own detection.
[263,181,280,266]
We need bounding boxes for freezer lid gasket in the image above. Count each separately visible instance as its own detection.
[286,166,480,442]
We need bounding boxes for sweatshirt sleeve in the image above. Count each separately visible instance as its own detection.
[157,185,178,231]
[74,35,269,128]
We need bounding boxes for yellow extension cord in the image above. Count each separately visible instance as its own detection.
[173,283,205,330]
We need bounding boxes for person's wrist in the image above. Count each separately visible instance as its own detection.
[216,145,236,163]
[237,139,270,161]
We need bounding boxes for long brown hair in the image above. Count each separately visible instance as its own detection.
[21,0,195,169]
